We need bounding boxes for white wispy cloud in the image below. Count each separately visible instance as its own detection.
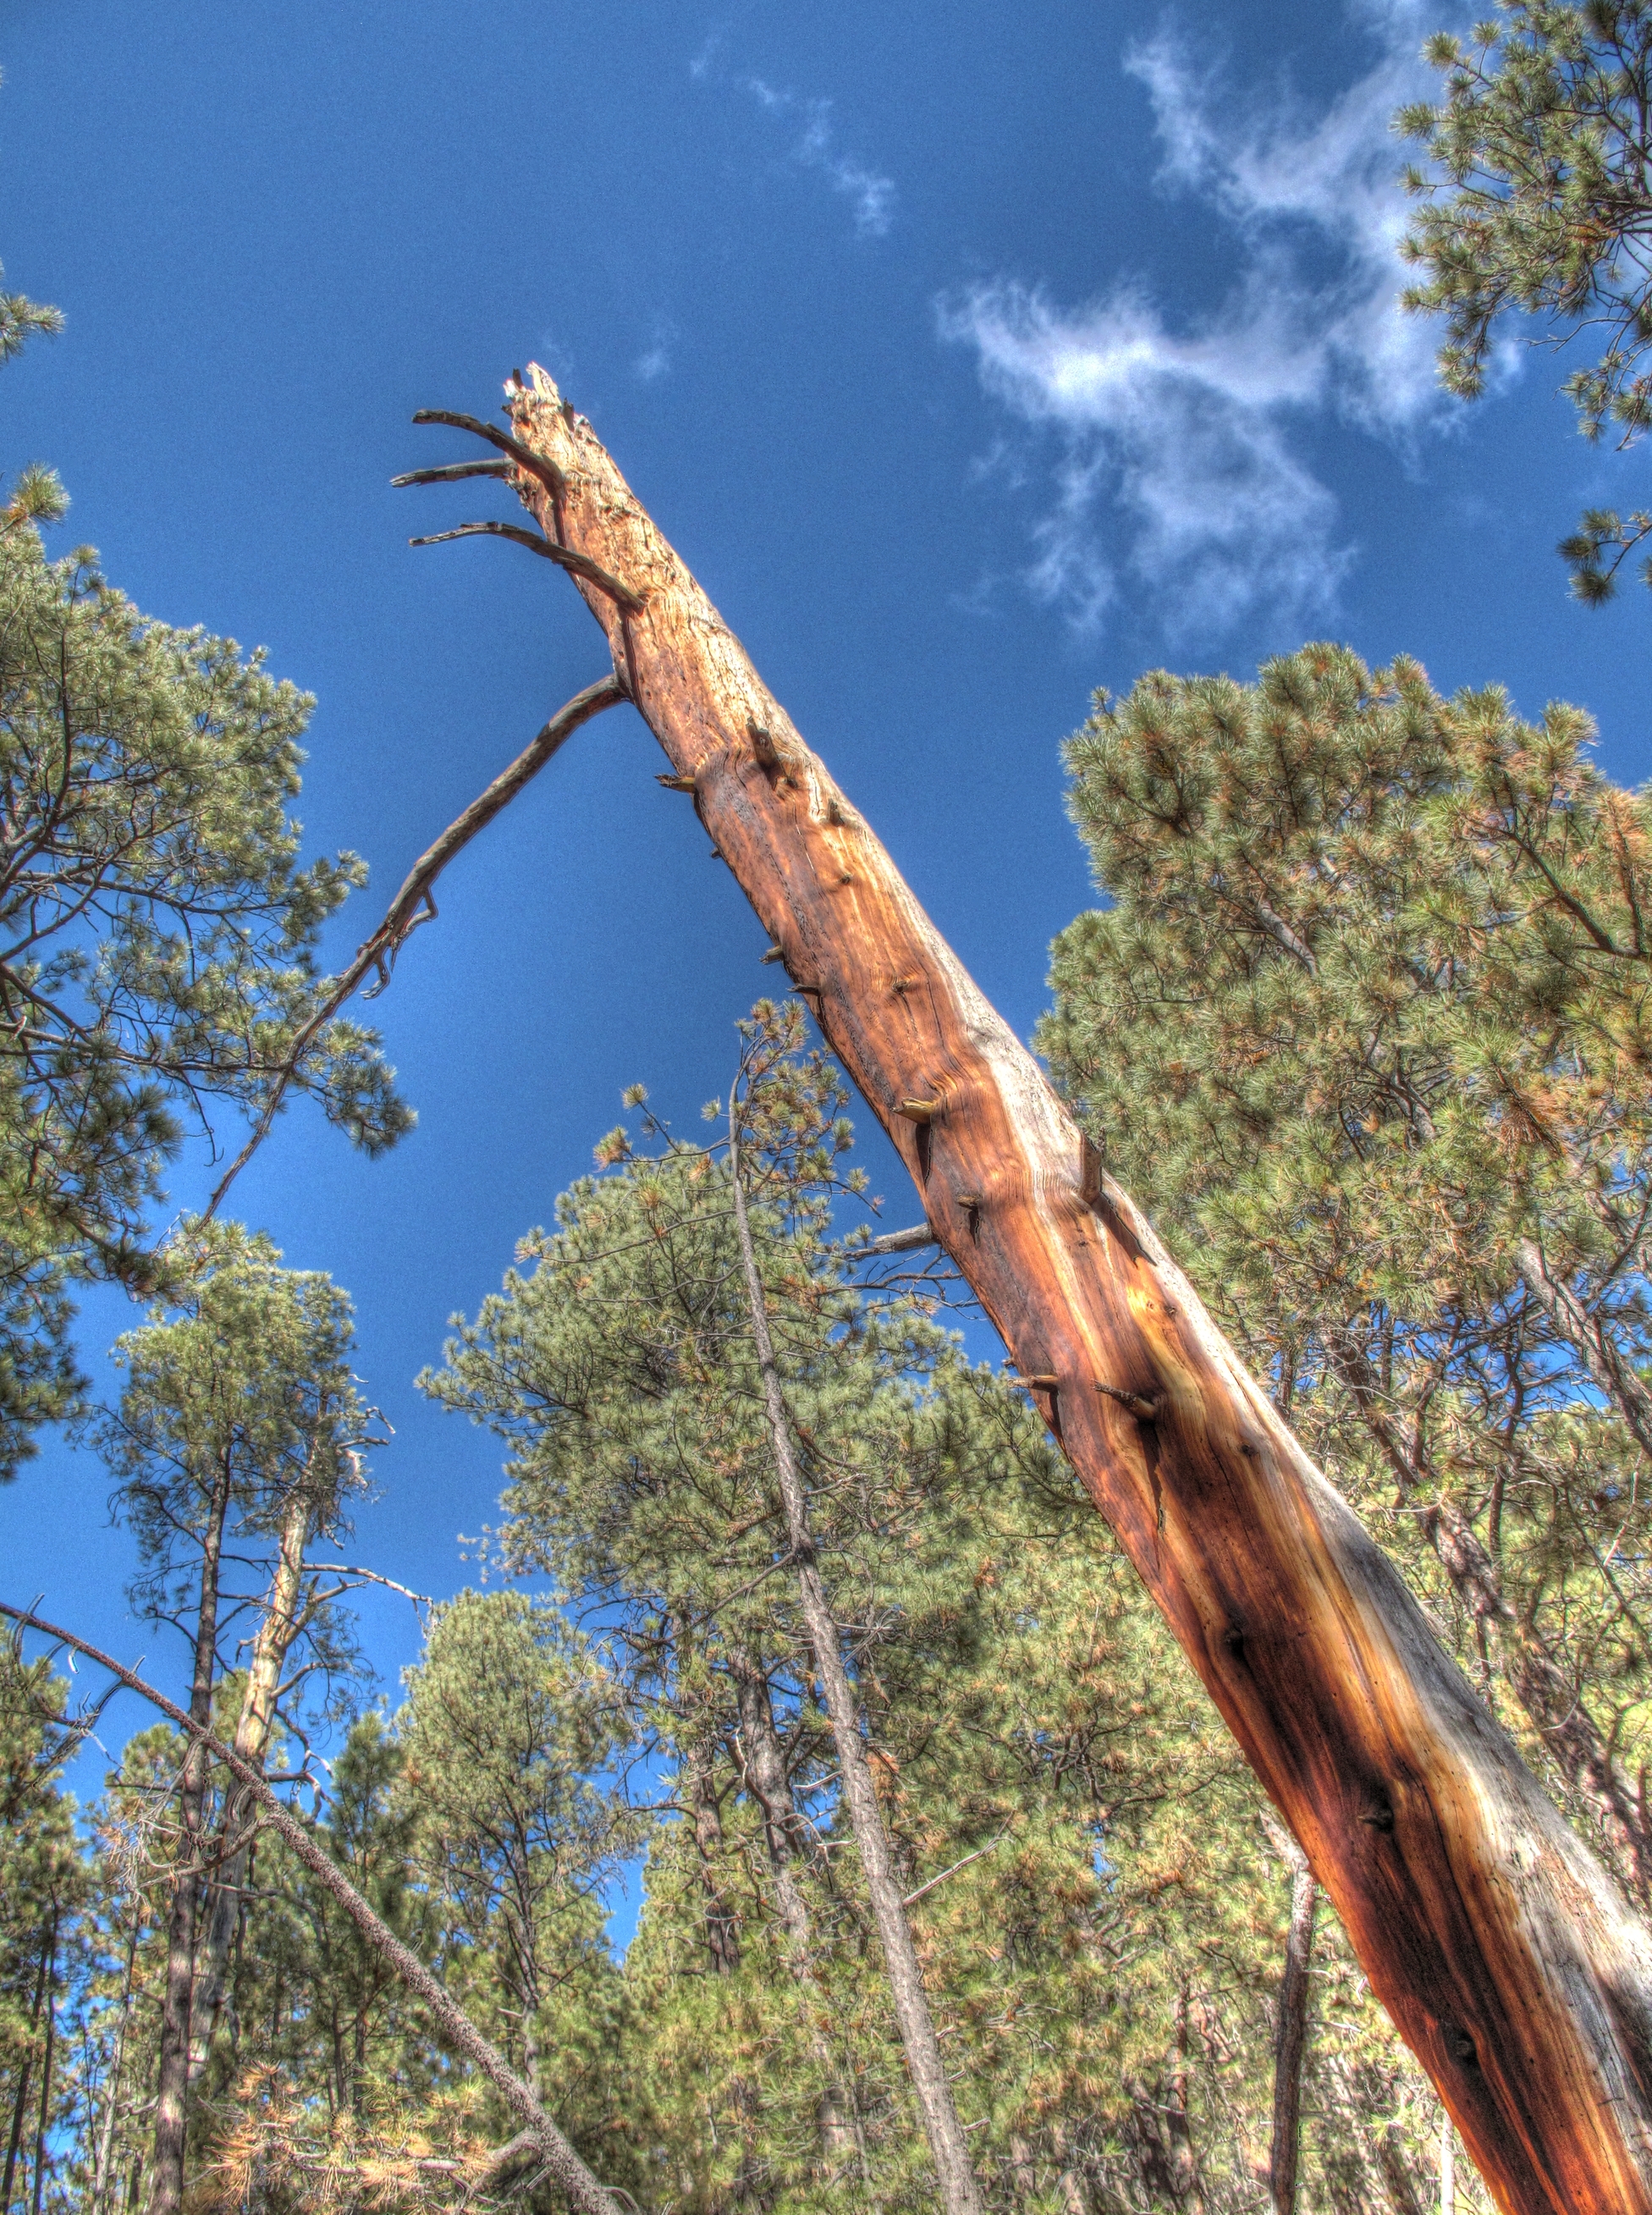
[734,74,896,239]
[941,1,1462,639]
[634,317,676,384]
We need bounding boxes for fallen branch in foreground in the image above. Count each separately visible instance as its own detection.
[205,672,625,1218]
[0,1601,629,2215]
[440,360,1652,2215]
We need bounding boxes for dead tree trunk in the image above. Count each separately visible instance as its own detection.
[432,361,1652,2215]
[190,1478,312,2075]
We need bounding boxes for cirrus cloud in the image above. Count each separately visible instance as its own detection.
[942,3,1469,640]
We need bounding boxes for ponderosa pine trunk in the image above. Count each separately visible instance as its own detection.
[730,1130,984,2215]
[1267,1824,1319,2215]
[462,361,1652,2215]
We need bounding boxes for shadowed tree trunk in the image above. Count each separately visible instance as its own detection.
[1264,1818,1320,2215]
[459,361,1652,2215]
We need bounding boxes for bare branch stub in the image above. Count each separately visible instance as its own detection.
[391,460,515,488]
[409,521,646,615]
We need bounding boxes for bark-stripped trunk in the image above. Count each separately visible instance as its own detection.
[730,1135,983,2215]
[1267,1825,1319,2215]
[190,1479,313,2078]
[476,362,1652,2215]
[147,1457,232,2215]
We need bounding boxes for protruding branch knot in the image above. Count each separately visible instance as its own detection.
[1094,1380,1161,1421]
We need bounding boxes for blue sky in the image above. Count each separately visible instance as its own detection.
[3,0,1649,1844]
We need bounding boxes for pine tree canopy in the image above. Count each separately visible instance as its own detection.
[1042,640,1652,1907]
[1398,0,1652,595]
[0,525,411,1471]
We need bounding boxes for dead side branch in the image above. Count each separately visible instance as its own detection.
[204,673,625,1217]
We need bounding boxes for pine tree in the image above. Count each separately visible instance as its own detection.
[1397,0,1652,595]
[96,1225,379,2215]
[1040,642,1652,1922]
[0,528,411,1469]
[397,1592,633,2132]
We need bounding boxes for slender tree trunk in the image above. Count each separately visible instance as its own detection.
[146,1457,233,2215]
[1442,2113,1457,2215]
[190,1479,312,2079]
[1166,1986,1206,2213]
[91,1917,140,2215]
[30,1931,54,2215]
[1265,1821,1319,2215]
[730,1130,983,2215]
[728,1645,816,1956]
[729,1644,874,2196]
[1517,1238,1652,1463]
[3,1912,54,2215]
[682,1711,741,1975]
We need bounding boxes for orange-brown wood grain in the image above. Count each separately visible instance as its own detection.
[492,365,1652,2215]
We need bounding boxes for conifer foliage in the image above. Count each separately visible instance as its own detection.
[0,1012,1461,2214]
[1399,0,1652,595]
[1041,642,1652,1910]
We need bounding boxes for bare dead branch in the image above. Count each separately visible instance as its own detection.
[203,674,626,1219]
[408,521,646,615]
[391,461,515,488]
[856,1224,936,1257]
[410,410,568,504]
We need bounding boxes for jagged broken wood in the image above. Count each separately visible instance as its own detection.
[423,361,1652,2215]
[0,1604,625,2215]
[205,673,625,1217]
